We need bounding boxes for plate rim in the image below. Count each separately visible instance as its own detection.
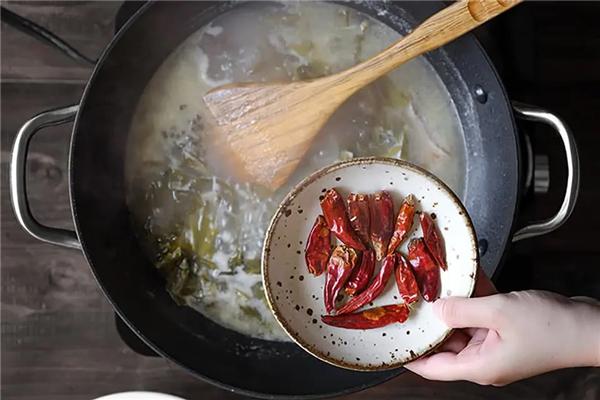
[262,156,479,371]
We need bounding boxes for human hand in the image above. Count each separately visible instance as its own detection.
[405,271,600,386]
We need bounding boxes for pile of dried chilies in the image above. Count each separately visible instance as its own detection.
[304,188,447,329]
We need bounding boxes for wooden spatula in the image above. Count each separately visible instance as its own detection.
[203,0,521,190]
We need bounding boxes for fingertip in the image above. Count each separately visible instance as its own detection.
[404,352,461,381]
[433,297,457,324]
[404,358,426,373]
[432,298,446,319]
[404,355,435,377]
[434,295,498,329]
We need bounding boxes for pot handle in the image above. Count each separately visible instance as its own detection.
[10,105,81,250]
[511,102,580,242]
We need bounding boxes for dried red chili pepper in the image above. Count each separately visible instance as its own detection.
[395,253,419,304]
[324,245,359,314]
[321,189,366,251]
[387,194,416,254]
[369,191,394,260]
[420,212,447,270]
[321,303,409,329]
[408,238,440,302]
[337,252,396,315]
[345,249,375,296]
[304,215,332,276]
[347,193,370,247]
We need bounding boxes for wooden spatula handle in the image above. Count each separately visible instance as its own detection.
[336,0,522,89]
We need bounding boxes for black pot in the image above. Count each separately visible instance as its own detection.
[9,1,579,398]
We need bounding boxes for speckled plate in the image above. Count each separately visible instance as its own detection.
[94,393,187,400]
[262,157,478,371]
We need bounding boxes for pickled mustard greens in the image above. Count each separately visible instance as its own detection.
[126,2,465,341]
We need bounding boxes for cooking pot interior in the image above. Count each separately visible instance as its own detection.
[70,1,518,397]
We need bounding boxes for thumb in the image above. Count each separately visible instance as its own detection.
[434,295,503,329]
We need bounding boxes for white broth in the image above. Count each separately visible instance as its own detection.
[126,2,465,341]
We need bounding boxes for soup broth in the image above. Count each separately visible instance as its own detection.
[126,2,465,341]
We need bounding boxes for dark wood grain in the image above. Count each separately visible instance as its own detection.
[1,1,116,83]
[1,2,599,400]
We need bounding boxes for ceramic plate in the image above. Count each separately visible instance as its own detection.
[262,157,478,371]
[94,393,187,400]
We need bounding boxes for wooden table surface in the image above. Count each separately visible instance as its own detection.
[1,2,598,399]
